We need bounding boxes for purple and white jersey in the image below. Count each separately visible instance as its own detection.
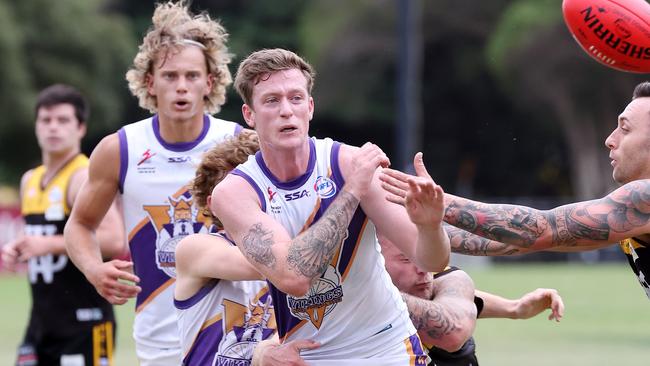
[118,114,241,350]
[232,137,419,363]
[174,275,275,366]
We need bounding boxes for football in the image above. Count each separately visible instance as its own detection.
[562,0,650,73]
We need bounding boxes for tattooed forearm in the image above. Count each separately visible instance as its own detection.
[242,223,276,268]
[286,190,359,279]
[402,292,460,340]
[446,224,521,256]
[444,200,546,248]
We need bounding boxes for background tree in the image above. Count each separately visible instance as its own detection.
[0,0,136,184]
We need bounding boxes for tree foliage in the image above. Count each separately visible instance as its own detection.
[0,0,136,183]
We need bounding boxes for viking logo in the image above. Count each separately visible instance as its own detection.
[143,192,211,277]
[287,265,344,329]
[215,294,276,366]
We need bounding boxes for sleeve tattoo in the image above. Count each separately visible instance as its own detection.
[287,190,359,279]
[444,180,650,253]
[241,190,360,280]
[242,223,276,269]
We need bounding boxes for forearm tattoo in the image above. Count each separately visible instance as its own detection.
[403,293,459,340]
[446,224,520,256]
[445,201,545,248]
[403,272,477,341]
[444,180,650,251]
[286,190,359,279]
[242,223,276,269]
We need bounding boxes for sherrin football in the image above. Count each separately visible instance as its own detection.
[562,0,650,73]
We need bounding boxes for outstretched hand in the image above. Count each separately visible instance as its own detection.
[515,288,564,322]
[380,152,445,227]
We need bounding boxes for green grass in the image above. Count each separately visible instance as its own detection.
[0,274,137,365]
[467,263,650,366]
[1,264,648,365]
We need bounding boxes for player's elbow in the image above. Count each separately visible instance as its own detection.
[434,324,473,353]
[285,279,311,298]
[273,276,311,297]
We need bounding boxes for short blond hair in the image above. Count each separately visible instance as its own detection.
[126,1,232,114]
[192,130,260,226]
[234,48,315,107]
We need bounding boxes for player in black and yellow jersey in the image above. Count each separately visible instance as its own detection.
[1,84,124,366]
[381,81,650,302]
[379,233,564,366]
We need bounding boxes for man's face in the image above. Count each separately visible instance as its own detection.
[380,236,434,299]
[605,97,650,184]
[147,45,212,124]
[35,103,85,156]
[242,68,313,151]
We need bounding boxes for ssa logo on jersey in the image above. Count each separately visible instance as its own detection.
[168,156,192,163]
[285,189,310,201]
[314,176,336,199]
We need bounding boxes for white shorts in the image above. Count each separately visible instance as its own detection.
[303,334,428,366]
[135,343,182,366]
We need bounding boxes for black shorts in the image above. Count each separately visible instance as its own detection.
[16,321,116,366]
[429,353,479,366]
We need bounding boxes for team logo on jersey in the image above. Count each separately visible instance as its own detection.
[137,148,157,174]
[25,224,65,284]
[268,187,281,214]
[138,148,156,165]
[143,192,211,277]
[45,187,65,221]
[284,189,310,201]
[168,156,192,164]
[215,292,276,365]
[314,176,336,199]
[287,264,344,330]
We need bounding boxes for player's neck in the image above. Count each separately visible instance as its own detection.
[41,148,79,182]
[259,140,310,182]
[157,113,205,143]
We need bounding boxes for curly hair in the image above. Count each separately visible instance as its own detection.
[234,48,315,107]
[192,129,260,227]
[126,1,232,114]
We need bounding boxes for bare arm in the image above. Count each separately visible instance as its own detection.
[67,167,125,259]
[64,134,140,304]
[476,288,564,321]
[346,149,449,272]
[402,269,477,352]
[212,143,388,297]
[175,233,264,300]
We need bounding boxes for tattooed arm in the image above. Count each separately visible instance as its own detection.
[443,180,650,253]
[382,159,650,254]
[212,143,389,297]
[402,269,477,352]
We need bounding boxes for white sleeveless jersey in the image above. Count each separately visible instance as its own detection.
[175,271,276,365]
[118,114,241,350]
[232,137,421,363]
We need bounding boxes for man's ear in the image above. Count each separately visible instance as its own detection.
[242,104,255,129]
[146,73,155,96]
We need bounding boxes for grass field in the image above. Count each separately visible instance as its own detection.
[1,263,648,365]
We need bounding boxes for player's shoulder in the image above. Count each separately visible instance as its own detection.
[608,179,650,201]
[91,133,120,160]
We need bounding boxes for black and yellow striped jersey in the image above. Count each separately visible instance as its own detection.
[619,238,650,299]
[21,154,114,334]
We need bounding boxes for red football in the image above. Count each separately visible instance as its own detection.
[562,0,650,73]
